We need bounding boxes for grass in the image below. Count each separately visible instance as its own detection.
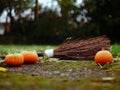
[111,44,120,57]
[0,45,57,54]
[0,44,120,90]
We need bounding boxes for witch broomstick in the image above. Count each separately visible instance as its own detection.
[39,35,110,60]
[0,35,110,60]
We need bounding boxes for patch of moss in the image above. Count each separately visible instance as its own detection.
[42,60,96,71]
[1,73,120,90]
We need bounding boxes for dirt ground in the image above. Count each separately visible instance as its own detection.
[1,58,120,79]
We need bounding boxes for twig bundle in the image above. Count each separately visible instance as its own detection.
[53,35,110,60]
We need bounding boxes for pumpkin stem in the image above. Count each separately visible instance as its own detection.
[102,48,105,50]
[97,63,103,69]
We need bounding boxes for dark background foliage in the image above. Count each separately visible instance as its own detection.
[0,0,120,44]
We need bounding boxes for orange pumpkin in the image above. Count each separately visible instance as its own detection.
[94,50,113,65]
[5,53,24,66]
[21,51,38,63]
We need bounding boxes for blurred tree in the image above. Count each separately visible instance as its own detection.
[84,0,120,42]
[57,0,99,39]
[0,0,33,33]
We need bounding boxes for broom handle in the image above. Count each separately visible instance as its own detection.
[0,51,44,59]
[37,51,44,57]
[0,55,6,59]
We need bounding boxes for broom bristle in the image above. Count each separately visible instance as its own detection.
[54,35,110,60]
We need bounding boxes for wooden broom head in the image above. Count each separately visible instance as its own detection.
[53,35,110,60]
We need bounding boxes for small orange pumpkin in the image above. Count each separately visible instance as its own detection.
[21,51,38,63]
[5,53,24,66]
[94,50,113,65]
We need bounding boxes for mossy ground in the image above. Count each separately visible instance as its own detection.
[0,45,120,90]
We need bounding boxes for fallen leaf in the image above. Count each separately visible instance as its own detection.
[0,67,7,72]
[102,77,115,81]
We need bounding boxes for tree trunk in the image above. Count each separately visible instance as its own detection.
[35,0,39,21]
[5,0,13,33]
[8,0,13,23]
